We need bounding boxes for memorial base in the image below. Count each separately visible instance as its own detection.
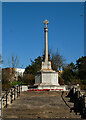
[35,69,59,88]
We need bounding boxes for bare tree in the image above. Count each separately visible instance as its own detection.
[0,54,3,65]
[51,50,66,71]
[7,54,19,68]
[6,54,20,81]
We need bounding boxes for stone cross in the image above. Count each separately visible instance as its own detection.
[43,19,49,62]
[43,19,49,28]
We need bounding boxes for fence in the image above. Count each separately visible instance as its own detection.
[1,84,22,108]
[67,86,86,119]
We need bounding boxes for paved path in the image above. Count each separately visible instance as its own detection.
[2,91,81,119]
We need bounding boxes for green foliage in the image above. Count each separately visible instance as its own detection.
[2,75,9,85]
[24,52,86,89]
[80,79,86,84]
[24,51,66,85]
[71,78,81,85]
[2,83,12,91]
[25,51,66,75]
[80,84,86,90]
[2,69,11,84]
[18,75,22,81]
[22,74,35,85]
[76,56,86,80]
[67,62,76,70]
[58,75,64,85]
[11,80,21,86]
[62,62,78,84]
[25,56,42,75]
[62,69,74,84]
[62,56,86,89]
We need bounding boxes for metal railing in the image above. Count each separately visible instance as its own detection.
[67,86,86,119]
[1,84,22,108]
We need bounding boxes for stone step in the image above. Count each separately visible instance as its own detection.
[2,91,81,119]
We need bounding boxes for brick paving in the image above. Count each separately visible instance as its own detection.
[2,91,81,119]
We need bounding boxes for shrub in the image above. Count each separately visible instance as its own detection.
[22,74,35,85]
[2,83,12,91]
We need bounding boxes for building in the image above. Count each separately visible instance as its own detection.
[2,68,25,82]
[14,68,25,78]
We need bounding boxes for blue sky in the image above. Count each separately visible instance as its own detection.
[2,2,84,68]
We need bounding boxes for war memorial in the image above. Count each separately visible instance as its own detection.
[2,20,86,119]
[35,20,66,91]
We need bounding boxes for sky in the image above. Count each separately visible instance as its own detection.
[2,2,84,68]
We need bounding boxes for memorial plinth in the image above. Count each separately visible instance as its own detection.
[35,20,59,89]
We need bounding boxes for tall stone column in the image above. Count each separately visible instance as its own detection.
[43,20,49,62]
[42,19,51,70]
[35,19,59,88]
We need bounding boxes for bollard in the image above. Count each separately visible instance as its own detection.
[68,86,86,119]
[19,85,20,96]
[14,88,15,100]
[10,89,12,104]
[6,91,7,108]
[3,99,4,107]
[76,91,79,99]
[17,86,18,98]
[81,95,86,119]
[21,85,22,92]
[82,95,85,112]
[21,82,22,92]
